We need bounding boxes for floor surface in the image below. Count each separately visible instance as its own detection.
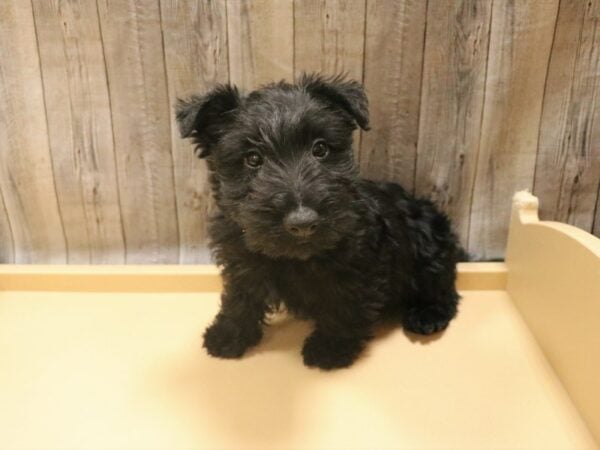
[0,290,595,449]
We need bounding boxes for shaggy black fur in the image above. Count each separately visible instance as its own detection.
[177,74,461,370]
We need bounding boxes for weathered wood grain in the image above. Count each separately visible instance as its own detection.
[1,0,598,262]
[0,0,67,263]
[227,0,294,90]
[415,0,491,245]
[360,0,426,189]
[0,187,14,263]
[533,0,600,232]
[31,0,125,263]
[160,0,228,263]
[468,0,559,259]
[595,184,600,236]
[294,0,366,155]
[97,0,179,263]
[294,0,365,79]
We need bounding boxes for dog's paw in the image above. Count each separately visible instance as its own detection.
[203,316,262,359]
[403,304,456,335]
[302,331,365,370]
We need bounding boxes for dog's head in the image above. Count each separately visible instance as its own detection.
[176,74,370,260]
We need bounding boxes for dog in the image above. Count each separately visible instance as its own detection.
[176,74,461,370]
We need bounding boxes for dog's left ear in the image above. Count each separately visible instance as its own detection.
[300,73,370,130]
[176,84,241,158]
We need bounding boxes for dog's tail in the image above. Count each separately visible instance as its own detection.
[457,247,470,262]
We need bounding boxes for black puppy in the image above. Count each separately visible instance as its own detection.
[177,74,461,370]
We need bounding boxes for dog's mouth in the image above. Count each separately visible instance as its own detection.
[242,225,339,260]
[263,238,324,260]
[287,239,321,257]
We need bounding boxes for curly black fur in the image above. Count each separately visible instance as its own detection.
[177,74,461,370]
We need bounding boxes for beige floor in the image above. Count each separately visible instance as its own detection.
[0,290,595,449]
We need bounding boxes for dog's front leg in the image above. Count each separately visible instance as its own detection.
[301,312,375,370]
[203,286,268,359]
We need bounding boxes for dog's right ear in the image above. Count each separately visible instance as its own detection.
[176,84,241,158]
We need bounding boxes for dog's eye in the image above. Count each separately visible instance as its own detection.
[244,151,263,168]
[312,141,329,159]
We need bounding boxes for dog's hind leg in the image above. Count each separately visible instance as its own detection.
[401,267,459,335]
[393,197,461,335]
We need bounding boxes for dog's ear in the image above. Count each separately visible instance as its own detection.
[176,84,241,158]
[300,73,370,130]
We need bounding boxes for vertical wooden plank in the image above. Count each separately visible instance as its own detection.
[533,0,600,232]
[469,0,559,259]
[31,0,125,263]
[160,0,228,263]
[414,0,491,245]
[227,0,294,90]
[0,0,67,263]
[294,0,365,157]
[293,0,366,80]
[0,188,14,263]
[97,0,179,263]
[360,0,427,190]
[595,184,600,237]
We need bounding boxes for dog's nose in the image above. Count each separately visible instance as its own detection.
[284,206,319,238]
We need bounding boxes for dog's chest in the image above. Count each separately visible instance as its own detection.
[266,260,363,316]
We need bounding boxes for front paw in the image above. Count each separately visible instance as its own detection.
[203,315,262,359]
[302,331,366,370]
[403,303,456,335]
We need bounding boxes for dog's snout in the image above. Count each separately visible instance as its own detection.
[284,206,319,238]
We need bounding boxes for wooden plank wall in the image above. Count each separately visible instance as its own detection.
[0,0,598,263]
